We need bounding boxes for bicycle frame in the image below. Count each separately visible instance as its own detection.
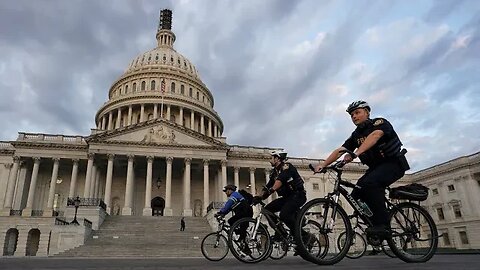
[251,202,290,242]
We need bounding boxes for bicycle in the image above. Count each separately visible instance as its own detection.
[337,212,401,259]
[294,149,438,265]
[228,200,327,263]
[201,215,230,261]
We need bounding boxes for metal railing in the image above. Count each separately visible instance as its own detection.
[31,210,44,217]
[83,219,92,228]
[9,210,22,216]
[67,197,106,211]
[55,218,70,225]
[206,201,224,212]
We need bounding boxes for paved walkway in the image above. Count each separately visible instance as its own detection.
[1,254,479,269]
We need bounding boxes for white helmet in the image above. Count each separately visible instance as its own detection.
[271,150,288,161]
[346,100,371,114]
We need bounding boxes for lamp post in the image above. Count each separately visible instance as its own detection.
[71,196,80,225]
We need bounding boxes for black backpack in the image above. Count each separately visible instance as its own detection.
[238,189,254,205]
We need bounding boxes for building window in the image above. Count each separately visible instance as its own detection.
[459,231,469,245]
[125,85,129,94]
[196,92,200,100]
[141,81,146,91]
[148,114,153,120]
[151,80,156,91]
[442,233,451,246]
[453,205,462,218]
[189,87,193,97]
[432,188,438,195]
[181,85,185,95]
[448,184,455,191]
[133,82,137,92]
[171,82,175,93]
[436,208,444,220]
[202,96,205,102]
[312,183,319,190]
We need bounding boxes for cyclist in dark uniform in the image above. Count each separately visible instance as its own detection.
[315,100,410,237]
[255,150,307,238]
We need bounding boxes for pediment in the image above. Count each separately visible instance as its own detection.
[89,120,225,148]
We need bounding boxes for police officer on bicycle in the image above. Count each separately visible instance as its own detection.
[254,150,307,238]
[315,100,410,237]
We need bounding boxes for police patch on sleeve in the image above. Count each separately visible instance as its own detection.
[373,119,384,126]
[282,163,290,170]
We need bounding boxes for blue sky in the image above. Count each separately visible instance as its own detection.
[0,0,479,171]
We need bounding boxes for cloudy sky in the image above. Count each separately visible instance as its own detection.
[1,0,479,172]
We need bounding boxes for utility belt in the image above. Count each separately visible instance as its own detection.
[361,148,410,171]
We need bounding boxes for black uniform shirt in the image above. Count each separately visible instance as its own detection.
[267,162,305,197]
[342,118,401,168]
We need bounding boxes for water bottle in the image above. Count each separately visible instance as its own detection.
[357,199,373,217]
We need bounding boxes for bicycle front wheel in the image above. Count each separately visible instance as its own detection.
[387,202,438,263]
[338,231,366,259]
[228,217,271,263]
[295,198,352,265]
[201,232,229,261]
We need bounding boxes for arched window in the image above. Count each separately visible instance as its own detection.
[148,114,154,120]
[141,81,146,91]
[189,88,193,97]
[125,85,129,94]
[133,83,137,92]
[151,80,156,91]
[196,92,199,100]
[171,82,176,93]
[180,85,185,95]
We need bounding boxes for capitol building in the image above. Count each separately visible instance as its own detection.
[0,10,479,257]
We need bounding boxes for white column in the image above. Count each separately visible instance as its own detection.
[127,105,132,125]
[234,167,240,190]
[164,157,173,216]
[214,125,218,137]
[166,105,171,120]
[21,158,40,217]
[203,159,209,216]
[200,115,205,135]
[104,154,114,214]
[179,107,184,126]
[0,164,12,209]
[44,158,60,216]
[122,155,135,215]
[94,168,101,198]
[140,104,145,122]
[221,160,227,200]
[208,119,212,137]
[89,164,97,198]
[265,168,271,203]
[83,153,94,198]
[68,159,79,198]
[249,167,256,195]
[108,111,113,130]
[101,116,106,130]
[183,158,192,216]
[13,162,27,210]
[153,104,158,119]
[190,110,195,130]
[143,156,154,216]
[2,157,20,214]
[116,108,122,128]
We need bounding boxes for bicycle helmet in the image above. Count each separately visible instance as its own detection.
[346,100,371,114]
[271,150,288,161]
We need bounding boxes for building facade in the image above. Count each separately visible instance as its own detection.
[0,10,479,257]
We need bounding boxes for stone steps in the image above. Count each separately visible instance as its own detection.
[54,216,212,257]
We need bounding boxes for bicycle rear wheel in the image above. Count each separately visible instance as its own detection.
[338,231,366,259]
[387,202,438,263]
[201,232,229,261]
[228,217,271,263]
[295,198,352,265]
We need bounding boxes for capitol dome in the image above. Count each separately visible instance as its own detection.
[95,9,224,139]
